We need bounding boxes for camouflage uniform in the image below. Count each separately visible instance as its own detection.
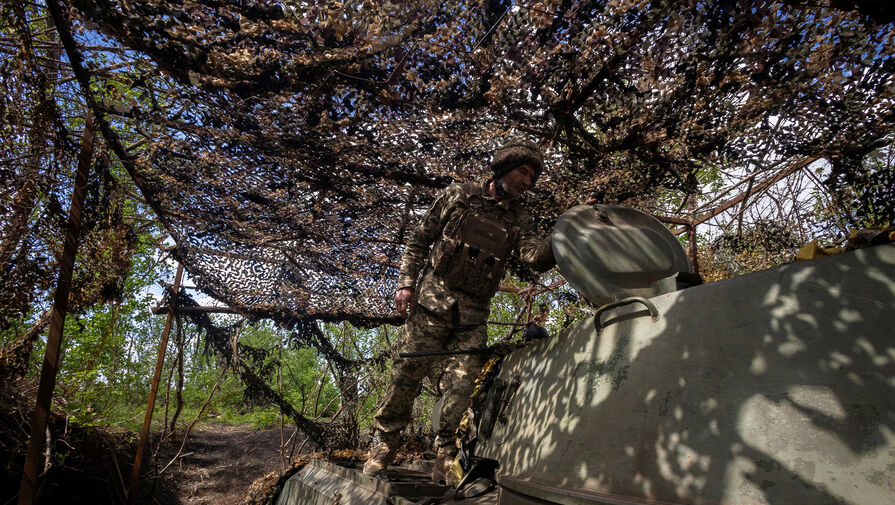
[372,180,555,459]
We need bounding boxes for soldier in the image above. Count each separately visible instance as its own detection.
[363,138,557,481]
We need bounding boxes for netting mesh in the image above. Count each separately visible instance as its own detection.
[2,0,894,331]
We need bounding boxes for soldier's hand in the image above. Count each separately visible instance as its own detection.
[395,288,415,318]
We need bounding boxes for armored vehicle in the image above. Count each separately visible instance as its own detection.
[277,205,895,505]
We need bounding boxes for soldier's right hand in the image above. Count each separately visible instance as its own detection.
[395,288,415,318]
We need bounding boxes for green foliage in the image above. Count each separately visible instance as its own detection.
[826,139,895,228]
[25,218,169,428]
[698,222,802,282]
[218,407,281,430]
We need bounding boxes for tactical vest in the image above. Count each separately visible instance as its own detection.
[429,182,517,299]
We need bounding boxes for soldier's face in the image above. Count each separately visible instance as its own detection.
[501,164,536,199]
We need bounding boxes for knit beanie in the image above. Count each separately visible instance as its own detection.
[490,138,544,184]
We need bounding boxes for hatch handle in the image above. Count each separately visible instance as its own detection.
[595,296,659,328]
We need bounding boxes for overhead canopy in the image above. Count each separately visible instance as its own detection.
[3,0,894,329]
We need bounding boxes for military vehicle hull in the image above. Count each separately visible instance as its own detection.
[278,242,895,504]
[277,459,453,504]
[477,242,895,505]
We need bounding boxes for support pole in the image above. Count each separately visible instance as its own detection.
[687,223,700,275]
[18,111,95,505]
[126,263,183,505]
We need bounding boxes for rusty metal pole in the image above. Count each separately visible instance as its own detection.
[687,223,700,275]
[18,111,95,505]
[126,263,183,504]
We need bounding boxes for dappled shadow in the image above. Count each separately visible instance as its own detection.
[480,244,895,504]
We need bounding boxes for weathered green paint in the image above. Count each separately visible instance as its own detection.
[478,243,895,505]
[553,205,691,305]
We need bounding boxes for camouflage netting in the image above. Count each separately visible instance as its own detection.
[3,1,895,329]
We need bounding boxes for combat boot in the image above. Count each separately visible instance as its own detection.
[431,448,461,485]
[362,431,399,476]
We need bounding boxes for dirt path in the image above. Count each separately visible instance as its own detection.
[159,424,299,505]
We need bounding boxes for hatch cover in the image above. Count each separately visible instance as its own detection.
[552,204,691,305]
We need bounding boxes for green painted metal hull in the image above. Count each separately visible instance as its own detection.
[477,243,895,505]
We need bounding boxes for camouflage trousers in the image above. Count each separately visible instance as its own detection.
[373,306,487,454]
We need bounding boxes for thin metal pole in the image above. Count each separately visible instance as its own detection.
[126,263,183,505]
[18,110,95,505]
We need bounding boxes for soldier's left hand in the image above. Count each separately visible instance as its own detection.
[395,287,415,318]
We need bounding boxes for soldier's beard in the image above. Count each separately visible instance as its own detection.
[498,177,526,199]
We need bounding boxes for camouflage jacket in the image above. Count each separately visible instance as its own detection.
[397,181,555,325]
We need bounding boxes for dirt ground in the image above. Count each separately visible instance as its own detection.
[154,423,301,505]
[0,372,306,505]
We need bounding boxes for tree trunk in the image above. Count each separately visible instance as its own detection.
[169,318,186,433]
[335,370,360,448]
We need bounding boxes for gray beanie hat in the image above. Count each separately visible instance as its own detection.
[490,138,544,183]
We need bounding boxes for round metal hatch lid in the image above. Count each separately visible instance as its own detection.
[552,204,690,305]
